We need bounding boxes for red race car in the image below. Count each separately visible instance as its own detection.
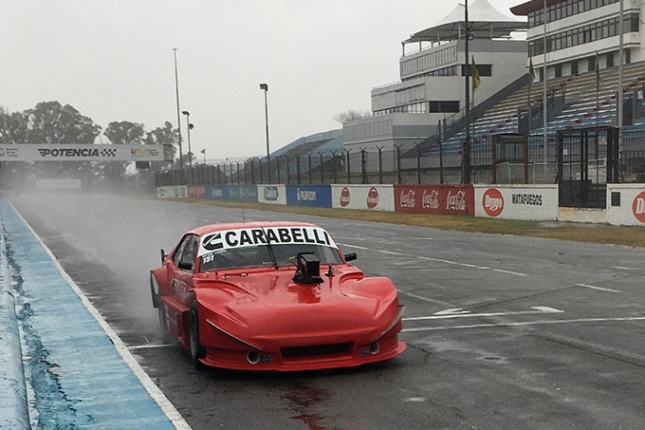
[150,221,406,371]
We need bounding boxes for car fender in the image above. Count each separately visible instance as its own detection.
[341,276,399,319]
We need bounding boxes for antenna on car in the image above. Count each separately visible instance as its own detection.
[261,226,278,269]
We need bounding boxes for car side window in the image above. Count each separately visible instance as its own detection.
[173,234,198,271]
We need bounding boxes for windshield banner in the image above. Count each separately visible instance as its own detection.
[199,226,337,256]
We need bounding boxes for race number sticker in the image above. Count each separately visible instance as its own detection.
[199,226,337,256]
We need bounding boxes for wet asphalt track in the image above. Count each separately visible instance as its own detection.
[9,192,645,430]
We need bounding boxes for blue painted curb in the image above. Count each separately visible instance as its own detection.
[0,199,190,429]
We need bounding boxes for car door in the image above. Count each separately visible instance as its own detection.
[161,234,199,343]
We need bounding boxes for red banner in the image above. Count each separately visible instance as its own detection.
[394,185,474,215]
[187,185,206,199]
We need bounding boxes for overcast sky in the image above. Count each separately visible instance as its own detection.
[1,0,522,160]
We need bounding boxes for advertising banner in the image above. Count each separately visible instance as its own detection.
[187,185,206,199]
[228,185,258,202]
[258,185,287,205]
[331,185,394,211]
[394,185,474,215]
[607,184,645,226]
[474,184,558,220]
[286,185,332,207]
[156,186,187,198]
[205,185,229,201]
[0,144,164,161]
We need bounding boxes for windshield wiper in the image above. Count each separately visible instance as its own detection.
[261,227,279,270]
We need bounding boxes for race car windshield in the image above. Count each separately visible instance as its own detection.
[200,243,343,271]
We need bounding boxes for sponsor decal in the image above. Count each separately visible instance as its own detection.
[37,148,117,158]
[511,193,543,205]
[366,187,379,209]
[632,191,645,224]
[400,190,416,208]
[422,189,439,209]
[340,187,351,207]
[446,190,466,211]
[199,226,337,256]
[297,188,317,202]
[483,188,504,217]
[264,186,279,201]
[131,147,160,157]
[0,146,19,158]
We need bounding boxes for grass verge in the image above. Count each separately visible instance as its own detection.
[173,198,645,249]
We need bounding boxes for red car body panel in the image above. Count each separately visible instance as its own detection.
[152,221,406,371]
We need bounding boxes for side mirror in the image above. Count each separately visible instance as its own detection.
[344,253,357,262]
[160,249,166,263]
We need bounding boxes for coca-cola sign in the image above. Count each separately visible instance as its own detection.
[446,190,466,211]
[394,185,473,215]
[400,190,416,208]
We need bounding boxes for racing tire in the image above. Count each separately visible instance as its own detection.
[150,272,160,309]
[189,302,206,369]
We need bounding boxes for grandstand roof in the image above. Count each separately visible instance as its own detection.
[511,0,568,16]
[404,0,527,44]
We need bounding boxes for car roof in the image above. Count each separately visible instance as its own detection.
[189,221,320,237]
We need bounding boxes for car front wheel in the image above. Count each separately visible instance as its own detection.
[189,302,206,369]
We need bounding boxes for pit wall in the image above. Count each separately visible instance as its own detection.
[157,183,644,226]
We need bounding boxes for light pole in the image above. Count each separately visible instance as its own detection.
[260,83,271,183]
[182,110,194,181]
[172,49,184,170]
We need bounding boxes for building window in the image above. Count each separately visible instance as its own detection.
[555,64,562,78]
[606,52,614,67]
[429,101,460,113]
[588,56,596,72]
[571,60,579,76]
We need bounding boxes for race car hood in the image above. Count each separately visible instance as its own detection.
[194,265,400,341]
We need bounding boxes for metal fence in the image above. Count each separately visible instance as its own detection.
[155,128,645,187]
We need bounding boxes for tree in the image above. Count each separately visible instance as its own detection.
[25,101,101,144]
[100,121,145,185]
[333,109,371,124]
[145,121,177,171]
[24,101,102,182]
[0,108,28,143]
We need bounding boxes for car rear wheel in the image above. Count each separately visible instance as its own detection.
[189,303,206,369]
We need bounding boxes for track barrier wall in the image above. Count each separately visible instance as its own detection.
[286,185,332,207]
[607,184,645,226]
[258,185,287,205]
[331,185,394,211]
[157,183,645,225]
[474,184,559,221]
[394,185,474,216]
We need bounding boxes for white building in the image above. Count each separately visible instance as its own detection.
[511,0,641,79]
[342,0,528,157]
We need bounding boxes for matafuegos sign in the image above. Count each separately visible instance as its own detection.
[474,184,558,220]
[0,144,164,161]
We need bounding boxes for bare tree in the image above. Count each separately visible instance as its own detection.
[333,109,371,124]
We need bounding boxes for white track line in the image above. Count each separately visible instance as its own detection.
[402,316,645,332]
[576,283,621,293]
